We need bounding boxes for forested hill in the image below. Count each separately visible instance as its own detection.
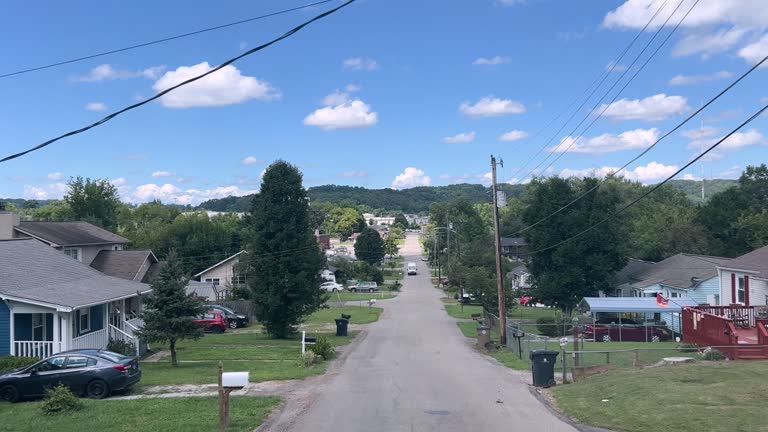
[198,183,526,213]
[667,179,737,204]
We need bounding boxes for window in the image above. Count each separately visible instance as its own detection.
[65,356,94,369]
[36,357,66,373]
[714,294,720,306]
[32,313,44,341]
[671,292,679,298]
[112,244,122,251]
[738,276,746,303]
[79,307,90,333]
[63,247,81,261]
[205,278,221,286]
[233,273,247,286]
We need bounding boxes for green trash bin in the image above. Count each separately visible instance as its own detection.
[529,350,559,388]
[334,318,349,336]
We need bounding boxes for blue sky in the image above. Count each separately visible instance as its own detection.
[0,0,766,204]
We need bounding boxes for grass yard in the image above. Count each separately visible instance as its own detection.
[0,396,280,432]
[455,320,529,371]
[304,306,382,325]
[552,361,768,432]
[445,304,483,319]
[140,331,357,386]
[507,306,558,321]
[575,341,695,369]
[329,291,397,302]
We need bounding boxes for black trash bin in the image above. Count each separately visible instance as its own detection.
[529,350,559,388]
[341,314,352,321]
[334,318,349,336]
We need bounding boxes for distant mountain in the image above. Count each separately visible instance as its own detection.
[666,179,737,204]
[0,198,55,209]
[198,183,527,213]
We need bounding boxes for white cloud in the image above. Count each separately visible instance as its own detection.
[718,165,742,178]
[669,70,732,86]
[86,102,106,112]
[681,125,720,140]
[304,100,378,130]
[342,171,368,178]
[687,129,765,151]
[74,64,165,82]
[22,182,67,200]
[153,62,280,108]
[473,56,511,66]
[442,132,476,144]
[681,173,700,181]
[110,177,131,197]
[498,130,529,142]
[345,84,361,92]
[606,61,628,72]
[343,57,378,71]
[599,94,687,121]
[738,34,768,66]
[391,167,431,189]
[459,96,526,117]
[151,171,174,178]
[672,28,747,58]
[241,156,261,166]
[560,161,678,182]
[550,128,659,154]
[322,91,351,106]
[47,172,63,180]
[129,183,257,205]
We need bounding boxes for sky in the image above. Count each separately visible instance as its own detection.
[0,0,766,205]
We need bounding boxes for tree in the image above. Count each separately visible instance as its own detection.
[368,218,375,226]
[245,161,326,338]
[136,251,205,366]
[64,177,121,230]
[383,235,399,258]
[393,213,408,229]
[354,227,385,265]
[323,207,361,240]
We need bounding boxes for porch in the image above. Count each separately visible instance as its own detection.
[681,305,768,360]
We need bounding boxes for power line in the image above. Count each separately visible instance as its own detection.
[506,0,672,183]
[523,101,768,257]
[0,0,334,79]
[0,0,356,164]
[512,53,768,238]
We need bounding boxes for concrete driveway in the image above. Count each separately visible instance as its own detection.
[268,232,577,432]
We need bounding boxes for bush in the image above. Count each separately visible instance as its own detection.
[536,316,572,338]
[40,385,83,415]
[702,348,726,361]
[298,352,320,368]
[390,281,401,292]
[677,343,699,353]
[0,356,37,372]
[309,336,335,361]
[107,339,135,356]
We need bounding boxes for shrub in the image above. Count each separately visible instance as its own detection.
[536,317,572,337]
[106,339,135,356]
[702,348,726,361]
[390,281,401,292]
[298,352,320,368]
[677,343,699,353]
[309,336,335,361]
[0,356,37,372]
[40,385,83,415]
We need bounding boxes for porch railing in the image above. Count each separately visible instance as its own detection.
[109,324,140,356]
[694,305,755,328]
[13,341,60,358]
[71,328,108,350]
[682,307,739,359]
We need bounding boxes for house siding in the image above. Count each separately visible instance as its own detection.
[198,257,239,287]
[0,301,9,356]
[749,277,768,305]
[719,270,768,306]
[688,277,720,304]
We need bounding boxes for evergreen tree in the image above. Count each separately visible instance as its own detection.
[393,213,408,229]
[136,251,205,366]
[245,161,326,338]
[354,227,385,265]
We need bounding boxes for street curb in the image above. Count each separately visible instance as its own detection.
[527,386,615,432]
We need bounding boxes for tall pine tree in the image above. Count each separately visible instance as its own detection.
[245,161,326,338]
[136,250,205,366]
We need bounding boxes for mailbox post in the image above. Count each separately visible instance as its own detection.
[218,362,249,432]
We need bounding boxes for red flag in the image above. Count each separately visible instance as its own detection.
[656,293,669,307]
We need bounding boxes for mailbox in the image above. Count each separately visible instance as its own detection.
[222,372,249,389]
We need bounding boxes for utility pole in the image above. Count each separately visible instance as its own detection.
[491,155,507,345]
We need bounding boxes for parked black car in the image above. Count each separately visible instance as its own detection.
[205,305,249,329]
[0,349,141,402]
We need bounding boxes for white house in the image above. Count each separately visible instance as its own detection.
[195,251,246,290]
[717,245,768,306]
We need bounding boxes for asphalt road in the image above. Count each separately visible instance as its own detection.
[278,233,577,432]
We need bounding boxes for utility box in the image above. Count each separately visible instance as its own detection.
[476,325,491,348]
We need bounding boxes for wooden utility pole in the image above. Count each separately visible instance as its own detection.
[491,155,507,345]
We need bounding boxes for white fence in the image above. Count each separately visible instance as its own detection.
[13,341,60,358]
[71,328,108,350]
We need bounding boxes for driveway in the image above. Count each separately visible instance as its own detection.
[267,232,576,432]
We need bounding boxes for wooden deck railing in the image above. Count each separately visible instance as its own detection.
[694,305,755,328]
[757,320,768,347]
[682,307,739,359]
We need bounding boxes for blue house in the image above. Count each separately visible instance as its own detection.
[0,239,151,358]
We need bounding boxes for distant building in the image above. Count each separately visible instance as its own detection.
[194,251,246,290]
[316,234,331,250]
[500,237,527,259]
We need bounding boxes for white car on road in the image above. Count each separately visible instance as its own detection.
[321,281,344,292]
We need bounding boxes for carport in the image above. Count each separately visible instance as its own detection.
[578,297,699,342]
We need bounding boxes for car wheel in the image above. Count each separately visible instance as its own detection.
[369,288,375,293]
[0,384,19,403]
[651,335,661,343]
[86,379,109,399]
[229,320,238,329]
[332,288,338,292]
[350,288,357,292]
[602,334,612,342]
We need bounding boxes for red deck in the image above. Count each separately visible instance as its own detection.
[682,306,768,360]
[733,327,759,344]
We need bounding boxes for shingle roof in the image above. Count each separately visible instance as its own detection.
[720,245,768,277]
[630,253,732,290]
[16,221,129,246]
[0,239,150,310]
[194,251,244,278]
[501,237,527,247]
[614,258,656,286]
[90,250,157,281]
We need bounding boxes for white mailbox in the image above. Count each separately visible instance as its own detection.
[222,372,249,389]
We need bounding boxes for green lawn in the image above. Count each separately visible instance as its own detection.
[0,396,280,432]
[574,341,695,369]
[140,331,357,386]
[445,304,483,320]
[329,291,397,302]
[455,321,529,371]
[552,361,768,432]
[304,306,383,325]
[507,307,558,321]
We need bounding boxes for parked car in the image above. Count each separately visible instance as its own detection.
[321,281,344,292]
[193,311,228,333]
[407,262,417,275]
[350,281,378,293]
[205,305,249,329]
[583,317,671,342]
[0,349,141,402]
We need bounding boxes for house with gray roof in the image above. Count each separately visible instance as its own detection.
[500,236,527,259]
[626,253,732,304]
[717,245,768,307]
[0,238,151,358]
[90,249,162,284]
